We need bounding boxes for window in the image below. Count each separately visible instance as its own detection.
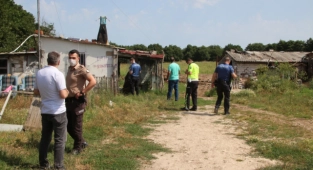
[79,52,86,66]
[0,59,7,74]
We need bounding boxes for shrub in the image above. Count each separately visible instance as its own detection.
[232,89,256,98]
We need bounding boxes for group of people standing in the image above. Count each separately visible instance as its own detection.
[166,57,199,111]
[166,57,237,115]
[34,50,96,169]
[34,53,236,169]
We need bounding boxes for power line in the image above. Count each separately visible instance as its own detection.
[109,0,154,45]
[52,0,64,36]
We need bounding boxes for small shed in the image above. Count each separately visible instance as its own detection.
[219,50,313,88]
[221,50,311,78]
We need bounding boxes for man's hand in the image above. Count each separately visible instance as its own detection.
[75,91,84,99]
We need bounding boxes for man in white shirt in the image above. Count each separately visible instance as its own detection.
[34,51,69,170]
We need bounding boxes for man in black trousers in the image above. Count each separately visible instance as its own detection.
[211,57,237,115]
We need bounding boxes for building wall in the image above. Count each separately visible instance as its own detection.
[40,37,116,77]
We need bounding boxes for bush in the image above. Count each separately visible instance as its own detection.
[232,89,256,98]
[252,64,299,93]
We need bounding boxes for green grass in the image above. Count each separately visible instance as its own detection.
[162,61,216,75]
[0,87,193,169]
[231,86,313,169]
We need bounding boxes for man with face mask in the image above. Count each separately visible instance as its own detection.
[34,51,68,169]
[66,49,96,155]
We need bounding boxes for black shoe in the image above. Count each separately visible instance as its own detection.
[190,108,197,111]
[224,112,230,115]
[181,107,189,111]
[82,142,88,149]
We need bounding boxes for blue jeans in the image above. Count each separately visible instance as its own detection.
[167,80,179,101]
[39,112,67,169]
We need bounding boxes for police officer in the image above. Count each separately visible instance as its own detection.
[211,57,237,115]
[66,49,96,155]
[181,58,199,111]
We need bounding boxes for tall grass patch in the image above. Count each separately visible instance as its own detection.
[230,64,313,169]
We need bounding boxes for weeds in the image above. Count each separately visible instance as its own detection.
[231,68,313,169]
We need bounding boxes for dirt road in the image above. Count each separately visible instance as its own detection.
[141,104,277,170]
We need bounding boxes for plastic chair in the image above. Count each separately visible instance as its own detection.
[19,74,36,91]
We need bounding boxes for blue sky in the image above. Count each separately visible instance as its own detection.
[15,0,313,49]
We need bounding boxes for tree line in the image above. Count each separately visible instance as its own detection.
[1,0,312,62]
[111,39,313,62]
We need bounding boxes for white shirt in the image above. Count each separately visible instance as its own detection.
[34,66,66,114]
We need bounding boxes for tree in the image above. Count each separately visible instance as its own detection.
[0,0,35,52]
[305,38,313,52]
[129,44,148,51]
[208,45,223,61]
[148,43,163,54]
[245,43,265,51]
[163,45,183,61]
[265,43,277,51]
[35,20,56,36]
[222,44,243,56]
[183,44,197,61]
[291,40,305,51]
[194,46,210,61]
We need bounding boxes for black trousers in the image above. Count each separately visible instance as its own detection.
[186,81,198,109]
[215,80,231,113]
[130,76,140,95]
[65,98,86,151]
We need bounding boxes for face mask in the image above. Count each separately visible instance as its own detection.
[69,59,77,66]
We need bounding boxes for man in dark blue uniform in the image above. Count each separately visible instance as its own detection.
[211,57,237,115]
[129,57,141,95]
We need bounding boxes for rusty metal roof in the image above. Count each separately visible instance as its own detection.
[118,49,164,59]
[227,51,310,63]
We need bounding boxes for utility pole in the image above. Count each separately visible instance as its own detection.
[37,0,41,69]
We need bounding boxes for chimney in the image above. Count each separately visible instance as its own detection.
[97,16,108,44]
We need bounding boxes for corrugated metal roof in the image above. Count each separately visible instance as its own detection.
[227,51,310,63]
[118,49,164,59]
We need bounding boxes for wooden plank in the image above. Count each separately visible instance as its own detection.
[23,96,42,131]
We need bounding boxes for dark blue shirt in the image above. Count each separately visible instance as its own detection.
[215,63,234,82]
[129,63,141,77]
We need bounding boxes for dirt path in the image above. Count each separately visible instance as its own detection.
[141,105,278,170]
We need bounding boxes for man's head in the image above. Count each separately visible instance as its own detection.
[186,58,193,64]
[47,51,60,66]
[225,57,231,64]
[130,57,135,63]
[68,49,80,67]
[170,57,175,63]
